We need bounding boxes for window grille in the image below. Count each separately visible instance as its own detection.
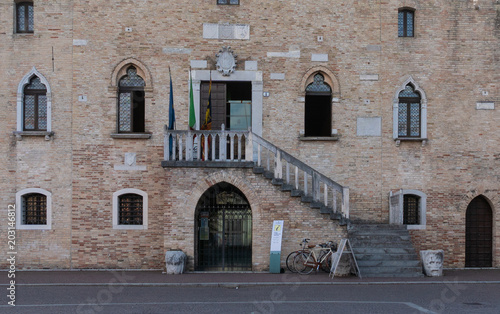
[23,76,47,131]
[22,193,47,225]
[403,195,419,225]
[119,194,143,225]
[16,2,34,33]
[217,0,239,5]
[306,74,331,93]
[398,84,421,137]
[118,67,145,133]
[398,9,414,37]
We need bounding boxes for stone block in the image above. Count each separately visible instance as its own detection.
[165,250,186,274]
[420,250,444,277]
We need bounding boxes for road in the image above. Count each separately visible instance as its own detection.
[2,282,499,314]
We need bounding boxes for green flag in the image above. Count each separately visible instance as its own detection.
[188,69,196,130]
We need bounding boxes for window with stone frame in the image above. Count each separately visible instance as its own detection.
[118,66,145,133]
[23,76,47,131]
[217,0,239,4]
[398,8,414,37]
[22,193,47,225]
[118,194,143,225]
[112,188,148,230]
[389,189,426,229]
[16,188,52,230]
[398,84,421,138]
[16,1,34,33]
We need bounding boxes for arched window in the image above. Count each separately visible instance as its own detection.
[305,73,332,137]
[23,76,47,131]
[393,77,427,144]
[16,188,52,230]
[112,189,148,229]
[118,67,145,133]
[398,84,421,137]
[398,8,414,37]
[16,1,34,33]
[16,67,53,138]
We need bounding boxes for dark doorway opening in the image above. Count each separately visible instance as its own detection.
[195,182,252,271]
[466,196,493,267]
[200,81,251,131]
[132,91,145,132]
[305,94,331,137]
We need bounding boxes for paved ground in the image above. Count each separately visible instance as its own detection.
[3,268,500,286]
[2,269,500,313]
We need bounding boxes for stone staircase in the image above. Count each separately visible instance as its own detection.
[164,128,350,224]
[252,166,349,225]
[348,224,424,277]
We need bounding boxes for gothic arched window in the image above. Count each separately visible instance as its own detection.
[23,76,47,131]
[118,66,146,133]
[398,84,421,137]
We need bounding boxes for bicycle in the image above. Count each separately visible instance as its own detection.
[285,238,311,273]
[294,241,337,274]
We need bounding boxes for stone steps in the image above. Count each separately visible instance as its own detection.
[357,260,421,267]
[355,253,419,261]
[350,241,414,248]
[348,224,423,277]
[252,166,345,223]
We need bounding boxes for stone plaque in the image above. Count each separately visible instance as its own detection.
[357,117,382,136]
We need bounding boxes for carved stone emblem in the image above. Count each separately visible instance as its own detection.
[125,153,137,166]
[216,47,237,76]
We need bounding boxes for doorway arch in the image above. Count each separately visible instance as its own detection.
[195,182,252,271]
[466,196,493,267]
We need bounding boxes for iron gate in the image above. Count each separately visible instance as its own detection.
[195,184,252,271]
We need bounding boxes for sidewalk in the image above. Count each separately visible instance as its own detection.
[3,269,500,287]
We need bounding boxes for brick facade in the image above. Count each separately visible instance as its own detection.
[0,0,498,270]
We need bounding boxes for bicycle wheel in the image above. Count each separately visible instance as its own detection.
[286,251,299,273]
[294,252,314,274]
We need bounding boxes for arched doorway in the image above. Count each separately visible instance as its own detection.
[466,196,493,267]
[195,182,252,271]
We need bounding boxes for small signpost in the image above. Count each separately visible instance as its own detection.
[329,238,361,278]
[269,220,284,273]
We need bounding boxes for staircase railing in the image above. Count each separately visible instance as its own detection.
[164,126,349,219]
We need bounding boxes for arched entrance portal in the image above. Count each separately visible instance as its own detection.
[195,182,252,271]
[466,196,493,267]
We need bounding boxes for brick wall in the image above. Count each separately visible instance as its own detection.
[0,0,498,269]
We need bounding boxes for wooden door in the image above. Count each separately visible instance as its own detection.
[466,196,493,267]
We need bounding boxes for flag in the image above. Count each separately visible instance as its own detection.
[201,78,212,160]
[201,80,212,131]
[168,67,175,158]
[168,67,175,130]
[188,69,196,130]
